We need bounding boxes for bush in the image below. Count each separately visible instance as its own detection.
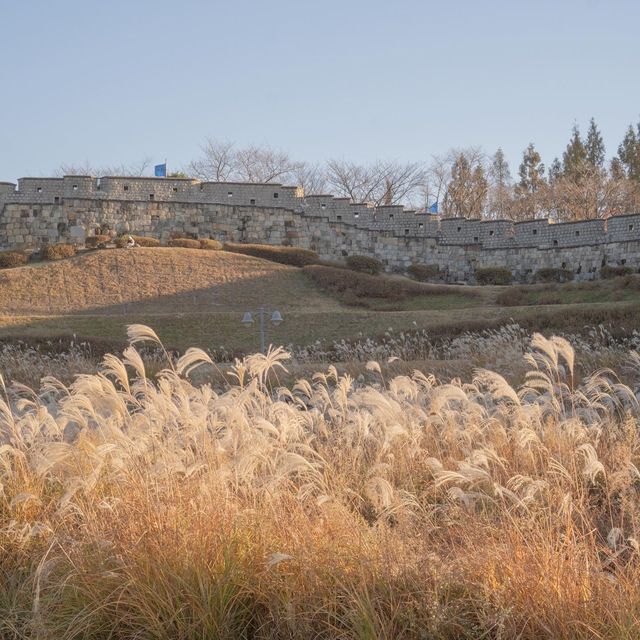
[41,243,77,261]
[303,265,404,299]
[168,238,201,249]
[345,254,384,275]
[408,263,440,282]
[115,235,160,248]
[0,250,29,269]
[85,234,111,249]
[223,242,318,267]
[600,265,634,279]
[475,267,513,286]
[199,239,223,251]
[496,287,528,307]
[535,267,574,283]
[302,265,461,302]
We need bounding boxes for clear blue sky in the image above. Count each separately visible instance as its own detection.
[1,0,638,181]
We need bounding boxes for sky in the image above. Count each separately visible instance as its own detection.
[0,0,638,182]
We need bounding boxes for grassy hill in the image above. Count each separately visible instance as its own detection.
[0,247,639,352]
[0,247,341,315]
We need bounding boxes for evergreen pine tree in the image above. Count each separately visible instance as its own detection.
[585,118,605,168]
[489,148,512,218]
[518,143,545,194]
[618,123,640,181]
[562,125,587,180]
[548,157,563,183]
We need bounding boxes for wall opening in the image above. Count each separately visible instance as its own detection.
[227,192,233,198]
[172,187,178,193]
[533,229,538,235]
[72,184,78,191]
[575,230,580,236]
[489,230,494,236]
[37,187,42,193]
[404,229,410,235]
[389,214,394,220]
[321,203,326,210]
[553,240,558,246]
[250,198,256,205]
[337,215,342,221]
[630,224,635,231]
[473,236,478,242]
[149,194,154,201]
[123,185,129,191]
[418,223,424,229]
[54,196,60,204]
[457,226,461,232]
[273,192,279,199]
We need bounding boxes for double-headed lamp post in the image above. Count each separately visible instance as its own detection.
[241,307,283,354]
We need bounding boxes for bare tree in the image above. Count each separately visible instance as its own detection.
[292,162,328,195]
[188,139,236,181]
[188,138,298,184]
[552,166,634,220]
[57,157,152,177]
[443,152,488,218]
[325,159,424,206]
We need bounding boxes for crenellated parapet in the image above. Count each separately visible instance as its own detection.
[1,174,640,281]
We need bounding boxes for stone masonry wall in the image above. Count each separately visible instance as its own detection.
[0,175,639,283]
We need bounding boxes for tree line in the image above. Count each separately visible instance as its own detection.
[59,117,640,220]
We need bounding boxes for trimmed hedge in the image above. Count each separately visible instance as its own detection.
[601,265,634,279]
[475,267,513,286]
[168,238,201,249]
[345,254,384,275]
[408,263,440,282]
[535,267,575,283]
[42,243,77,261]
[223,242,318,267]
[0,250,29,269]
[115,235,160,248]
[199,238,223,251]
[85,234,111,249]
[304,265,405,299]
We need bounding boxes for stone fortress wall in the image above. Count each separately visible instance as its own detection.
[1,175,639,282]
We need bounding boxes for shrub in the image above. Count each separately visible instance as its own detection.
[408,263,440,282]
[538,293,563,305]
[41,243,77,261]
[535,267,574,283]
[475,267,513,285]
[115,235,160,248]
[600,265,634,279]
[302,265,461,302]
[223,242,318,267]
[168,238,201,249]
[85,234,111,249]
[0,250,29,269]
[345,254,384,275]
[303,265,403,299]
[199,238,223,251]
[496,287,528,307]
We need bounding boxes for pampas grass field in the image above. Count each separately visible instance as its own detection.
[2,324,640,638]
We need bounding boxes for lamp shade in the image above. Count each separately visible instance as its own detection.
[271,310,283,326]
[241,311,254,325]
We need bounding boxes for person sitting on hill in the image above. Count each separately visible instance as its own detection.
[126,235,137,248]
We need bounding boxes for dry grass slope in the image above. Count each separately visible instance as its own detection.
[0,248,341,315]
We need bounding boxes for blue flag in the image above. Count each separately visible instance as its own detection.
[428,202,438,214]
[154,163,167,177]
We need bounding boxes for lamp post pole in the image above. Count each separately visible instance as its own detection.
[241,307,283,354]
[258,306,266,355]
